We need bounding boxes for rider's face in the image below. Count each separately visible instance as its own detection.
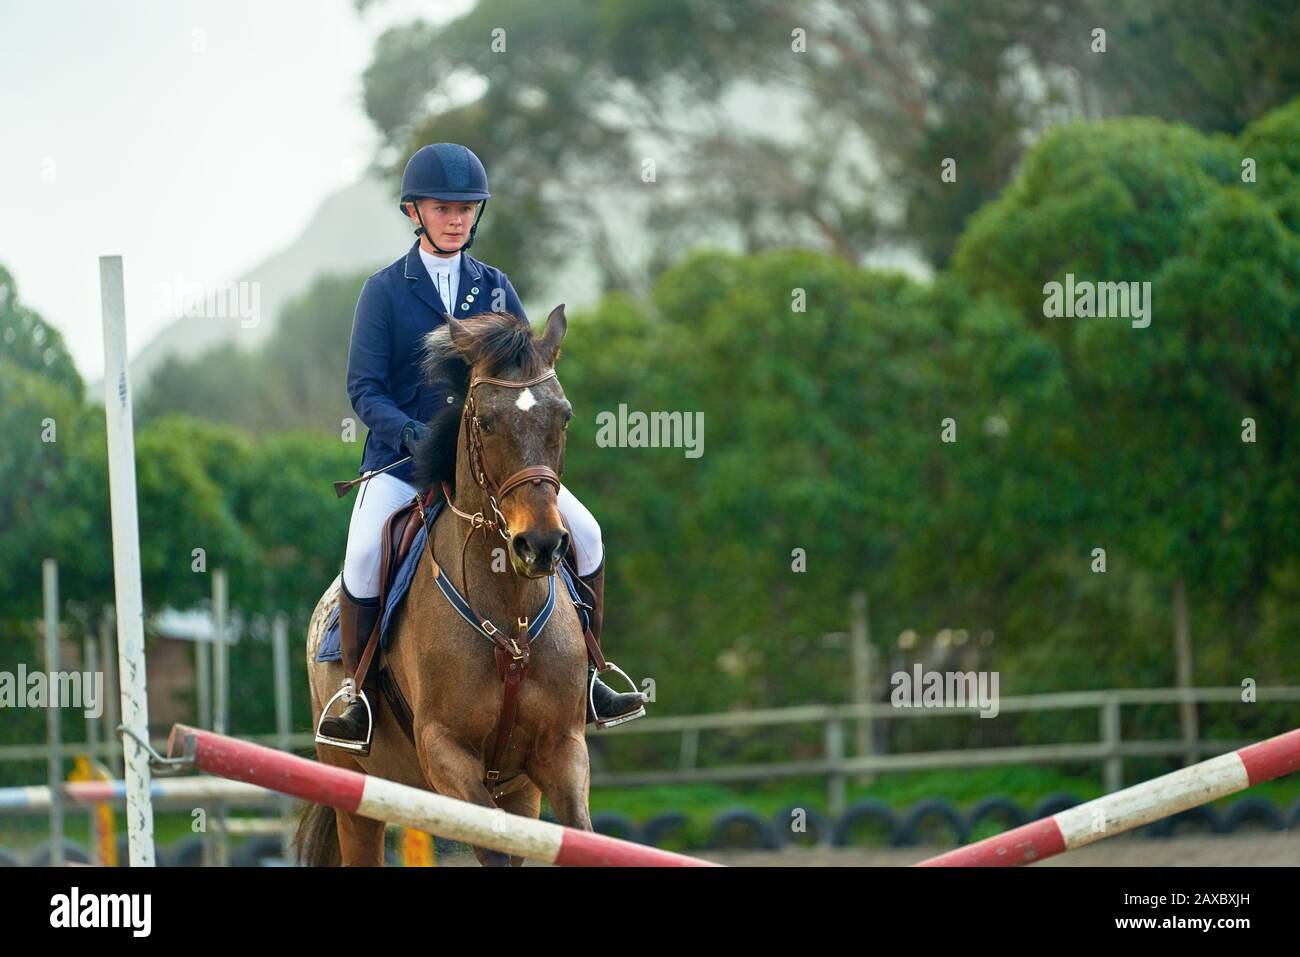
[408,198,480,255]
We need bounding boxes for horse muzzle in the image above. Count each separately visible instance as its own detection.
[509,527,569,578]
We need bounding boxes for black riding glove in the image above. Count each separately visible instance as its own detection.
[400,419,431,453]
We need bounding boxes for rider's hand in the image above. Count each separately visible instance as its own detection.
[400,419,431,453]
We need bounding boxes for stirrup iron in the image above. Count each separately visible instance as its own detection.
[589,661,647,730]
[315,678,374,754]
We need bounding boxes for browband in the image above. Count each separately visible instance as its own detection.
[469,368,557,391]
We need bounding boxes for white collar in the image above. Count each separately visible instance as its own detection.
[419,247,462,273]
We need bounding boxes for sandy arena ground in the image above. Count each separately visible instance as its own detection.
[701,832,1300,866]
[436,832,1300,866]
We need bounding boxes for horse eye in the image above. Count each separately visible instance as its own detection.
[478,417,494,435]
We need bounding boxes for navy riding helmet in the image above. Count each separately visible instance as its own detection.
[399,143,491,254]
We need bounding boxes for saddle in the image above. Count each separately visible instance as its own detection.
[380,494,429,604]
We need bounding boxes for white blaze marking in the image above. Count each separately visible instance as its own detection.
[515,387,537,412]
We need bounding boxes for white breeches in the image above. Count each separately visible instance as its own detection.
[341,472,604,599]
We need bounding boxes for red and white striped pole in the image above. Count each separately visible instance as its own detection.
[167,725,717,867]
[917,727,1300,866]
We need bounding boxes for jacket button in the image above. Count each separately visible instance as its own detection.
[460,303,469,310]
[446,395,455,404]
[471,286,479,294]
[466,294,475,302]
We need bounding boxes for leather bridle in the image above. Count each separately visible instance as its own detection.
[442,367,563,547]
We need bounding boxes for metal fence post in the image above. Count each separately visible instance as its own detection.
[84,631,101,865]
[98,606,122,776]
[679,728,699,771]
[44,559,64,867]
[825,716,846,821]
[273,612,293,862]
[209,568,229,866]
[1102,694,1122,792]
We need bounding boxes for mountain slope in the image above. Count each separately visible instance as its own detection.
[97,175,413,394]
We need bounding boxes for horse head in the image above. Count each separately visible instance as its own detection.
[417,306,572,577]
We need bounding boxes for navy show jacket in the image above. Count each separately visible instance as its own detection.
[347,240,527,484]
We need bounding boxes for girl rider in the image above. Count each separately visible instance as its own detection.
[318,143,647,749]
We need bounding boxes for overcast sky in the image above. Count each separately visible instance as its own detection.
[0,0,472,381]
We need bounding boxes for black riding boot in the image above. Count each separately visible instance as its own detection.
[578,558,648,726]
[318,582,382,750]
[587,663,648,725]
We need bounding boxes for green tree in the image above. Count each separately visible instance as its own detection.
[0,362,106,621]
[357,0,1300,277]
[0,265,83,399]
[952,105,1300,681]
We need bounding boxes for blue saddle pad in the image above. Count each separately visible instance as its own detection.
[316,499,443,663]
[316,499,590,663]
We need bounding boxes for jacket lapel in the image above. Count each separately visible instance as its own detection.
[404,244,488,318]
[403,241,449,317]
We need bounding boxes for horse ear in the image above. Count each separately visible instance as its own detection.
[444,315,475,358]
[539,304,567,364]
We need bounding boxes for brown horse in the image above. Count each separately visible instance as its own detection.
[297,306,593,866]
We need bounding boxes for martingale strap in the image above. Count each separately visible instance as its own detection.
[419,493,559,641]
[433,564,557,642]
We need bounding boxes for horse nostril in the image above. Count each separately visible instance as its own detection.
[511,531,567,572]
[512,536,536,566]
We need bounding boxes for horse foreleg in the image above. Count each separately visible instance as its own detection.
[314,747,388,866]
[335,809,387,866]
[526,732,593,832]
[495,781,542,867]
[414,723,513,867]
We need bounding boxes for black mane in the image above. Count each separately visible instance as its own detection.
[410,311,552,493]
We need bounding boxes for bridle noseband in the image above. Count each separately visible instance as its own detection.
[443,367,564,546]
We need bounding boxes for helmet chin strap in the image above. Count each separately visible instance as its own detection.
[412,199,488,254]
